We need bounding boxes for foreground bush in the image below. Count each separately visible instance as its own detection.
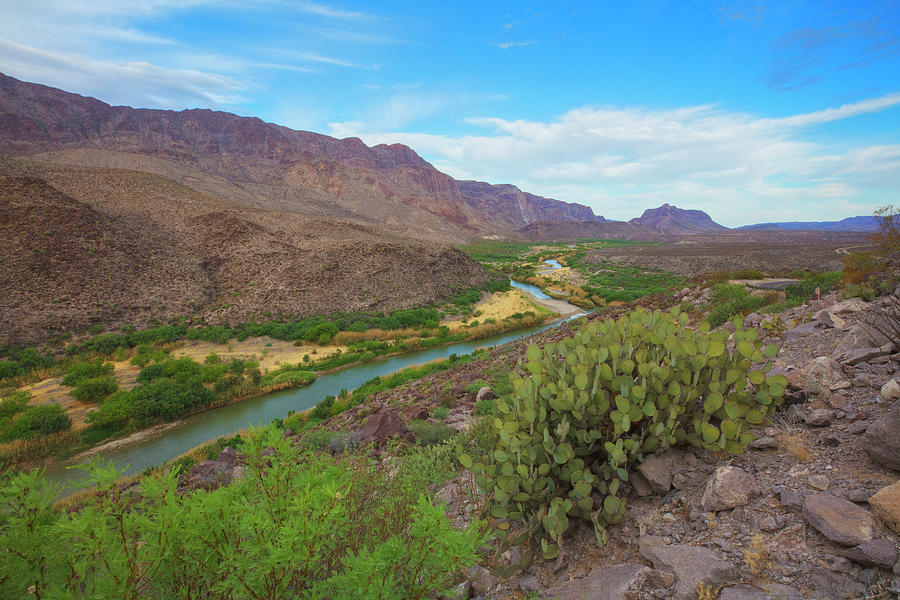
[1,403,71,441]
[459,308,784,558]
[0,428,487,599]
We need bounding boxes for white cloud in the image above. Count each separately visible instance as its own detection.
[0,38,246,108]
[333,93,900,226]
[495,41,537,50]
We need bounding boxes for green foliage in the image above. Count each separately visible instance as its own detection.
[70,375,119,403]
[707,284,767,328]
[474,398,495,416]
[784,271,842,303]
[0,359,25,381]
[567,254,685,302]
[432,405,450,419]
[0,391,30,420]
[0,428,487,599]
[62,359,115,386]
[458,308,784,557]
[408,420,457,446]
[1,403,71,441]
[844,282,877,301]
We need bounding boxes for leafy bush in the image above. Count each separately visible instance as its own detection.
[0,428,487,599]
[0,360,24,381]
[432,406,450,419]
[85,391,133,428]
[707,284,767,328]
[2,403,71,441]
[409,420,457,446]
[70,375,119,402]
[0,391,30,420]
[458,308,784,558]
[474,398,495,416]
[62,359,115,386]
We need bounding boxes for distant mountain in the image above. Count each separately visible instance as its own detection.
[737,216,879,232]
[629,203,727,234]
[0,72,599,243]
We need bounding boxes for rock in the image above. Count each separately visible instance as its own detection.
[808,474,830,490]
[358,409,413,446]
[881,379,900,401]
[783,321,828,342]
[517,575,540,593]
[756,582,803,598]
[467,566,498,595]
[641,544,739,600]
[869,480,900,534]
[718,585,769,600]
[638,535,665,561]
[815,309,847,329]
[830,379,852,391]
[749,436,777,449]
[475,387,494,403]
[803,357,846,395]
[400,405,429,421]
[828,298,870,314]
[862,399,900,471]
[803,493,876,546]
[842,539,898,569]
[187,460,232,490]
[231,466,246,480]
[759,516,780,532]
[809,566,866,599]
[701,466,761,512]
[216,447,238,466]
[847,420,869,434]
[453,580,470,600]
[795,406,835,427]
[636,448,689,495]
[642,569,676,589]
[780,488,804,511]
[848,489,871,503]
[631,471,654,497]
[541,563,648,600]
[282,429,295,438]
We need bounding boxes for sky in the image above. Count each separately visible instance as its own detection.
[1,1,899,227]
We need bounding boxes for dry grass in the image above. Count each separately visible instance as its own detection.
[441,289,554,329]
[743,533,772,578]
[773,416,811,461]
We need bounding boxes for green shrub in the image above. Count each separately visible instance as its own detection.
[85,391,133,429]
[432,406,450,419]
[311,395,336,421]
[0,360,25,381]
[70,375,118,403]
[474,398,495,416]
[707,284,766,328]
[2,403,71,441]
[458,308,784,558]
[61,360,114,386]
[0,391,30,420]
[0,428,486,599]
[409,420,457,446]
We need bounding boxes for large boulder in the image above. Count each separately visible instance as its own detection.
[862,399,900,470]
[187,460,233,490]
[475,386,495,403]
[832,321,895,365]
[802,356,846,395]
[802,493,876,546]
[540,563,648,600]
[641,543,739,600]
[357,409,413,446]
[869,480,900,534]
[635,448,693,495]
[841,539,898,569]
[701,466,761,512]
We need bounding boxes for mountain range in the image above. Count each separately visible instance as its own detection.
[736,216,880,232]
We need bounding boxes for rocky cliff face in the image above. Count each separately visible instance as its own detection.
[457,180,599,230]
[0,72,597,242]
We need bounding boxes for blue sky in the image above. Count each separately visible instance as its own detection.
[1,1,898,226]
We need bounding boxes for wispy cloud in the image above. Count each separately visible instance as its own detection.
[332,94,900,225]
[495,41,537,50]
[293,1,371,19]
[0,38,246,108]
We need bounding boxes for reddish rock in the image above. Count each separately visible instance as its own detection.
[358,409,413,445]
[869,480,900,534]
[803,493,876,546]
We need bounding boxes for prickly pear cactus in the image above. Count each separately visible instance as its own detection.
[458,308,784,558]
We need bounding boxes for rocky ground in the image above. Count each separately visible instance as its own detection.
[182,289,900,600]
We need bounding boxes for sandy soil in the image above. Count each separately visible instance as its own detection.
[172,336,347,372]
[442,289,558,330]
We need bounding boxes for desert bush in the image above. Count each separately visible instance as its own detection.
[0,428,486,599]
[61,359,115,386]
[0,360,25,381]
[0,391,30,420]
[409,420,457,446]
[707,284,766,327]
[70,375,119,402]
[2,403,71,441]
[458,308,784,558]
[85,391,134,429]
[432,406,450,419]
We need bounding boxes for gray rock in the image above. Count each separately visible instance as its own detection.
[756,582,803,598]
[848,489,871,503]
[783,321,828,342]
[758,516,780,532]
[541,563,648,600]
[216,447,238,466]
[231,466,246,480]
[847,420,869,434]
[467,566,498,595]
[862,399,900,471]
[701,466,761,512]
[749,436,777,449]
[842,539,898,569]
[780,488,804,511]
[187,460,232,490]
[808,474,830,490]
[835,343,894,366]
[810,566,866,599]
[636,448,688,495]
[642,544,739,600]
[814,310,847,329]
[718,585,769,600]
[517,575,540,593]
[475,386,494,403]
[881,380,900,401]
[631,471,654,497]
[642,569,676,589]
[803,493,876,546]
[796,406,835,427]
[453,580,471,600]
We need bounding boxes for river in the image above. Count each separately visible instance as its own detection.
[44,281,583,493]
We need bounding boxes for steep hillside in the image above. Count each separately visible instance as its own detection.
[629,203,727,233]
[0,167,502,345]
[518,219,641,240]
[0,72,597,242]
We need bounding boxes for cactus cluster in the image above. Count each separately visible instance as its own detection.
[458,308,784,559]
